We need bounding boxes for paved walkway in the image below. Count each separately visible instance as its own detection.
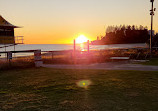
[42,62,158,71]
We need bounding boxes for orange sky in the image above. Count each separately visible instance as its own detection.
[1,0,158,44]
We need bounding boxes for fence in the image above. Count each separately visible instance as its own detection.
[41,48,153,64]
[0,50,43,69]
[0,48,157,69]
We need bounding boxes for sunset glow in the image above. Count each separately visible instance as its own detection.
[0,0,157,44]
[76,35,89,44]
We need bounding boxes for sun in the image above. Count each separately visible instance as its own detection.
[76,35,88,44]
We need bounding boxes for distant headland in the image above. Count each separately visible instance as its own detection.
[91,25,150,45]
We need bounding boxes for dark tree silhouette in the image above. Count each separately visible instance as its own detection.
[152,34,158,47]
[91,25,150,45]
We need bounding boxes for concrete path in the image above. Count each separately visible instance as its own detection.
[42,62,158,71]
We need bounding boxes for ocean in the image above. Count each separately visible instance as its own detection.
[0,43,148,57]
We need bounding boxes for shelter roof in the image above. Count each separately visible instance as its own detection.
[0,15,19,28]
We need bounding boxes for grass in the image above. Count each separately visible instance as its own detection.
[142,58,158,66]
[0,57,35,70]
[0,68,158,111]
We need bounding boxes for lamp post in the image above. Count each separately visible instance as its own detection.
[150,0,156,57]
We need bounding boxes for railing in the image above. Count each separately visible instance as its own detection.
[0,48,157,69]
[15,36,24,44]
[0,50,43,68]
[0,44,17,49]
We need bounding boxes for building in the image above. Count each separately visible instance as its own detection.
[0,15,22,44]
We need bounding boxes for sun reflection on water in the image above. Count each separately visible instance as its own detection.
[80,43,85,51]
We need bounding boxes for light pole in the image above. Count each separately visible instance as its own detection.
[150,0,156,57]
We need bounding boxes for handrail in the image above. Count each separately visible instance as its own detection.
[0,44,17,49]
[15,36,24,44]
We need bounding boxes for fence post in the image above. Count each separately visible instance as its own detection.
[7,52,12,66]
[87,40,89,54]
[34,50,43,67]
[74,39,76,64]
[7,52,12,60]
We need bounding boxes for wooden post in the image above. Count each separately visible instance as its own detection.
[74,39,76,52]
[4,44,6,58]
[7,52,12,66]
[74,39,76,64]
[14,44,16,57]
[34,50,43,67]
[87,40,89,54]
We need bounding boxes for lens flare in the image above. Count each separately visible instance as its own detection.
[76,35,88,44]
[77,80,91,89]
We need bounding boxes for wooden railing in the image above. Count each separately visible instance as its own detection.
[14,36,24,44]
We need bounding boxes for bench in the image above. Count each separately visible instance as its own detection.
[110,57,130,61]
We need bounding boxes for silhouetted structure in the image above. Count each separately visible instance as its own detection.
[0,15,21,44]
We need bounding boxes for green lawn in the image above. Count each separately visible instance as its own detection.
[142,58,158,66]
[0,68,158,111]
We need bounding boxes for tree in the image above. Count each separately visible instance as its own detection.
[91,25,150,45]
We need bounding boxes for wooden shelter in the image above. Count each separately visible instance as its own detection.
[0,15,20,44]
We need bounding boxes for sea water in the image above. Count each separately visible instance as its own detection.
[0,43,148,57]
